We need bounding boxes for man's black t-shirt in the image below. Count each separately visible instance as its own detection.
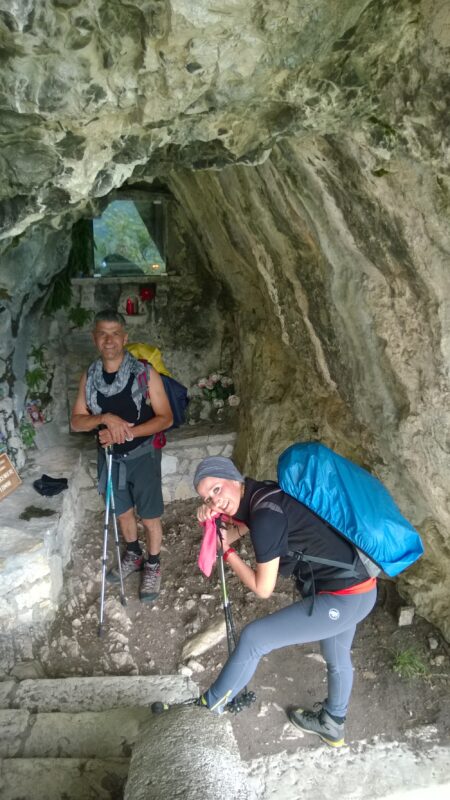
[235,478,368,595]
[97,372,154,454]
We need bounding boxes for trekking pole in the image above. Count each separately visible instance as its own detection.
[216,517,238,654]
[215,518,256,713]
[98,446,126,637]
[149,520,255,716]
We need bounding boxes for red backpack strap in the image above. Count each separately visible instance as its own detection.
[137,359,151,399]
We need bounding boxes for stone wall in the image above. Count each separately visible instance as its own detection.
[0,428,236,634]
[162,429,235,502]
[0,438,88,634]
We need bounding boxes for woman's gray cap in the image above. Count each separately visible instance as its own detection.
[193,456,244,490]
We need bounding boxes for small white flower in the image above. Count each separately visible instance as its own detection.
[197,378,208,388]
[228,395,240,407]
[213,398,224,408]
[220,376,233,387]
[209,373,220,383]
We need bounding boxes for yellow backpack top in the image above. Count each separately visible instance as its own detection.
[126,342,172,377]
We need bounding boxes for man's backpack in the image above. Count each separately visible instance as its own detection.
[277,442,424,578]
[136,361,189,432]
[126,343,189,434]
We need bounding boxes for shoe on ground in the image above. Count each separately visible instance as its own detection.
[139,561,161,602]
[194,695,209,709]
[288,704,345,747]
[106,550,143,583]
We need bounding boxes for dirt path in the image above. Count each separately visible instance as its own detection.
[19,496,448,765]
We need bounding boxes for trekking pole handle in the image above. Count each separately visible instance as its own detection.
[215,516,225,556]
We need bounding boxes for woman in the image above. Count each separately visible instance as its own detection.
[193,456,377,747]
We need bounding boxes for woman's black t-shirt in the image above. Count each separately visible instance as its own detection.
[235,478,367,594]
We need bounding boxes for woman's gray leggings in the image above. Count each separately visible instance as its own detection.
[204,587,377,717]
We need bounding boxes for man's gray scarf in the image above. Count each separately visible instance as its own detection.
[86,350,148,418]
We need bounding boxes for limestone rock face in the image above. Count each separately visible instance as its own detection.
[0,0,448,238]
[0,2,449,636]
[168,136,450,637]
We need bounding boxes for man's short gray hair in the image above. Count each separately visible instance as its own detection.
[93,309,126,327]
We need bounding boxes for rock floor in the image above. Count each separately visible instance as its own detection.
[1,496,450,798]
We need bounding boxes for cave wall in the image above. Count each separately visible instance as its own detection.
[57,200,235,414]
[167,136,450,637]
[0,225,73,467]
[0,1,449,635]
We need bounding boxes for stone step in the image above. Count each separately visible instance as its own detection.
[0,707,149,759]
[0,675,198,713]
[0,757,129,800]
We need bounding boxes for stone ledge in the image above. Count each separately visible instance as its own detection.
[0,707,151,759]
[0,675,198,712]
[0,757,130,800]
[0,436,93,633]
[0,426,236,632]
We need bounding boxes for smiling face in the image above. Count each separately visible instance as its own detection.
[197,476,243,516]
[93,320,128,369]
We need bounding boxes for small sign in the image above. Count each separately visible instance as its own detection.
[0,453,22,501]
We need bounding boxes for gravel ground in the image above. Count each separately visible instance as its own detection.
[3,494,450,798]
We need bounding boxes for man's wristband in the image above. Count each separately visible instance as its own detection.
[223,547,236,562]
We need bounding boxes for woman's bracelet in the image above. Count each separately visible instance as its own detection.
[223,547,236,562]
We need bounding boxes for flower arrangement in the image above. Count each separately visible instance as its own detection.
[197,372,240,410]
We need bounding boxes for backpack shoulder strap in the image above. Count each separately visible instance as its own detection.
[137,359,152,400]
[251,482,362,579]
[250,484,284,515]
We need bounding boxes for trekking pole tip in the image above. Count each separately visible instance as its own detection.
[151,701,168,714]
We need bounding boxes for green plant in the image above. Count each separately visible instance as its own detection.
[44,218,94,315]
[371,167,390,177]
[44,269,72,315]
[25,366,46,392]
[68,304,93,328]
[29,345,47,367]
[392,648,428,680]
[19,420,36,448]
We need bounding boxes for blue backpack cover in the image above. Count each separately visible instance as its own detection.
[277,442,424,577]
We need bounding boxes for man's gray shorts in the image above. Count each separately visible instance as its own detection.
[98,447,164,519]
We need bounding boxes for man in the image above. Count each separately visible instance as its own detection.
[71,309,173,602]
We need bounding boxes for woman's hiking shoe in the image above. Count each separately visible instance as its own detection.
[195,695,209,708]
[139,561,161,602]
[106,550,143,583]
[288,706,345,747]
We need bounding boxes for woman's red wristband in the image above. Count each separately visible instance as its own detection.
[223,547,236,562]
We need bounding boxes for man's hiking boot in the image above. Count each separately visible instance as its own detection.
[106,550,143,583]
[139,561,161,602]
[288,705,345,747]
